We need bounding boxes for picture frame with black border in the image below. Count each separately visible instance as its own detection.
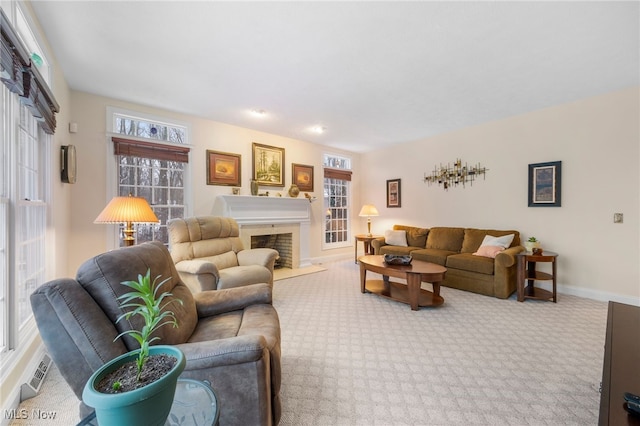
[387,178,401,208]
[528,161,561,207]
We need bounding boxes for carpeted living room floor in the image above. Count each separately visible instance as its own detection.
[11,258,608,425]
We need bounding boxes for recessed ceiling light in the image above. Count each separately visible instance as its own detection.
[250,109,267,117]
[311,126,326,134]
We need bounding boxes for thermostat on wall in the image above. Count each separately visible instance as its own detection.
[61,145,76,184]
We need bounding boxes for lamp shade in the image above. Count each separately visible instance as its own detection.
[94,194,159,224]
[358,204,379,217]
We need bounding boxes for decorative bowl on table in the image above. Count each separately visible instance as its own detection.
[383,254,413,265]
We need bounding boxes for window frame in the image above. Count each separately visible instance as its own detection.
[322,153,353,250]
[0,89,50,362]
[104,107,192,249]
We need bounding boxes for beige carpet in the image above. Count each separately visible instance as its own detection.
[12,259,608,425]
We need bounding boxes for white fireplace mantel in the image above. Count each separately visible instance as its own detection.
[212,195,310,225]
[212,195,311,267]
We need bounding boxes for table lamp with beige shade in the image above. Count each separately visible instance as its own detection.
[358,204,379,237]
[94,193,159,246]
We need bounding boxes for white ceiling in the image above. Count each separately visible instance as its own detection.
[29,1,639,153]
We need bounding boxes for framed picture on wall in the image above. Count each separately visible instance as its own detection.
[252,143,285,186]
[292,163,314,192]
[528,161,561,207]
[206,150,241,186]
[387,178,401,208]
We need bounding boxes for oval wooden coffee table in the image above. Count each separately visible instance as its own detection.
[359,255,447,311]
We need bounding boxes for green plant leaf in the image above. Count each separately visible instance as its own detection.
[112,268,181,380]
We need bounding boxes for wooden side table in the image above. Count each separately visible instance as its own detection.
[354,234,381,264]
[517,251,558,302]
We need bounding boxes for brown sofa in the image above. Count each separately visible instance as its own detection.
[371,225,524,299]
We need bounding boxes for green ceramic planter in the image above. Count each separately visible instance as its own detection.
[82,345,185,426]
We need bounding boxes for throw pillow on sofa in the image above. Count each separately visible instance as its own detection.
[479,234,515,249]
[473,245,505,258]
[385,230,408,246]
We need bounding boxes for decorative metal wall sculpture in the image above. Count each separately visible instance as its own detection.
[423,159,488,190]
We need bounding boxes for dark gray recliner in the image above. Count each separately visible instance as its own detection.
[30,241,281,425]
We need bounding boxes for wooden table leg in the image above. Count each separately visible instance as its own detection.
[406,272,420,311]
[359,262,366,293]
[552,259,557,303]
[354,237,358,264]
[517,256,525,302]
[432,281,441,298]
[364,240,372,255]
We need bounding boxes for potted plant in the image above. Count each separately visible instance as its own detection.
[82,269,185,426]
[524,237,541,253]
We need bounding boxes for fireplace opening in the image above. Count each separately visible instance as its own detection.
[251,233,293,269]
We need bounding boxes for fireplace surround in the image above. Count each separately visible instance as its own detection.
[212,195,311,268]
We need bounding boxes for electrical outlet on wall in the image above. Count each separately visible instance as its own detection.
[614,213,623,223]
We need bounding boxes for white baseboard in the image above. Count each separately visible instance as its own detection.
[558,284,640,306]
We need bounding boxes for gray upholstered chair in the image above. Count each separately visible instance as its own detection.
[168,216,278,293]
[30,241,281,425]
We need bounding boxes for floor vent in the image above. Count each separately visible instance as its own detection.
[20,353,52,401]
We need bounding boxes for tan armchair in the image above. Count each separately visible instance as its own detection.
[168,216,278,293]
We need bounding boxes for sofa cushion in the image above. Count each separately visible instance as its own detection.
[461,228,521,253]
[410,248,457,266]
[446,253,495,275]
[384,230,408,246]
[379,245,417,256]
[425,227,465,252]
[393,225,429,248]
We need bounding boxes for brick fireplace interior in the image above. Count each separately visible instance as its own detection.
[251,233,293,269]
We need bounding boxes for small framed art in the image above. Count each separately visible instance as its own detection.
[292,163,314,192]
[387,178,401,208]
[528,161,561,207]
[206,150,241,186]
[252,143,284,186]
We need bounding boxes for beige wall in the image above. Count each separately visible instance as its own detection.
[361,87,640,303]
[66,91,361,274]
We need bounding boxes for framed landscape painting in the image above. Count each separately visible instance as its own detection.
[206,150,241,186]
[528,161,561,207]
[252,143,284,187]
[387,178,401,208]
[292,163,314,192]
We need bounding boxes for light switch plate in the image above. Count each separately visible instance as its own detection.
[614,213,623,223]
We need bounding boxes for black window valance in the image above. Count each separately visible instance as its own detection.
[112,137,190,163]
[1,9,59,134]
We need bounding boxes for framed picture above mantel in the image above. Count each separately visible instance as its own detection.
[292,163,314,192]
[206,150,241,186]
[252,143,284,187]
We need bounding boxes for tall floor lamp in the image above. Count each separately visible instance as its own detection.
[358,204,379,237]
[94,194,159,246]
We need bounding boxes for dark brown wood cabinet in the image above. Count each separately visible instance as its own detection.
[598,301,640,426]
